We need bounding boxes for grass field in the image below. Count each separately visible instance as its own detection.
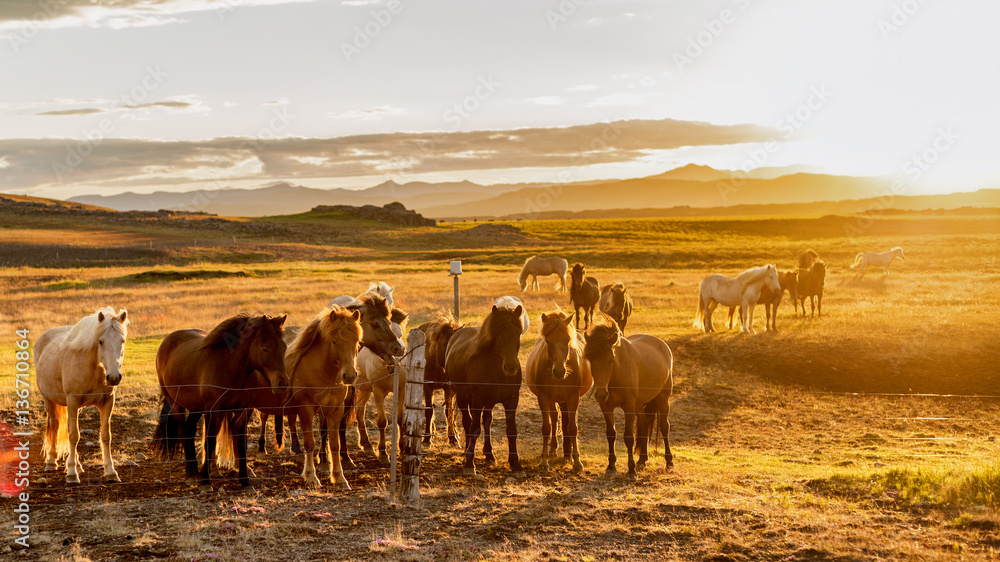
[1,209,998,560]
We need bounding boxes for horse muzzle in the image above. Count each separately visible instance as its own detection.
[342,369,359,385]
[106,373,122,387]
[552,365,567,380]
[594,388,609,403]
[502,363,519,377]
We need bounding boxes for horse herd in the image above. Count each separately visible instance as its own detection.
[33,247,904,493]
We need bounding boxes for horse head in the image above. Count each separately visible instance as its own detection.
[355,293,405,362]
[96,309,129,387]
[487,304,523,377]
[894,247,906,260]
[584,322,622,404]
[540,312,575,380]
[248,315,290,394]
[764,264,781,295]
[330,309,363,385]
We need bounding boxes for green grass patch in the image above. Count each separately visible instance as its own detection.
[44,279,88,291]
[117,269,251,283]
[809,464,1000,509]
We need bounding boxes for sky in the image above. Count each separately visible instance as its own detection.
[1,0,998,199]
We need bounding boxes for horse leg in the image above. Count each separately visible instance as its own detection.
[422,386,435,447]
[504,397,524,477]
[538,397,552,473]
[657,392,674,470]
[42,397,60,471]
[288,412,302,455]
[323,403,350,490]
[810,296,816,318]
[464,406,482,476]
[298,407,321,489]
[567,399,584,474]
[257,411,268,453]
[601,404,617,475]
[198,412,221,494]
[375,389,389,465]
[64,398,83,484]
[727,306,736,330]
[232,409,252,488]
[339,389,356,472]
[559,402,570,459]
[182,411,202,485]
[705,300,718,332]
[445,386,459,446]
[274,412,284,453]
[818,291,823,317]
[636,402,652,473]
[624,407,637,482]
[482,407,495,465]
[747,302,757,334]
[356,387,374,455]
[98,393,120,482]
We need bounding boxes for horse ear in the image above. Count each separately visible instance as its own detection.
[565,313,576,326]
[541,313,549,322]
[492,305,499,313]
[351,309,362,321]
[118,310,128,323]
[274,315,287,327]
[97,311,106,323]
[513,305,523,316]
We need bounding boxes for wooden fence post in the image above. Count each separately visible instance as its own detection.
[398,329,425,502]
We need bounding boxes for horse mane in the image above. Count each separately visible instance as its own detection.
[473,306,521,351]
[63,307,129,351]
[583,323,618,358]
[355,291,392,319]
[390,307,409,330]
[198,313,282,351]
[799,249,819,269]
[286,306,361,375]
[434,310,460,329]
[891,246,904,253]
[734,265,771,289]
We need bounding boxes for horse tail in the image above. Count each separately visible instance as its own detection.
[43,402,70,460]
[693,285,706,329]
[850,253,864,268]
[150,395,181,460]
[214,412,236,470]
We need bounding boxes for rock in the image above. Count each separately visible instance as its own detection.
[0,493,11,499]
[154,479,162,484]
[81,429,97,436]
[311,202,436,226]
[135,453,147,461]
[35,477,48,486]
[85,441,95,447]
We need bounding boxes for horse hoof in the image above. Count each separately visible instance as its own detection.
[342,458,358,472]
[305,476,322,490]
[605,468,617,477]
[422,438,431,447]
[185,477,198,487]
[334,480,351,491]
[66,474,81,485]
[362,447,375,456]
[538,463,549,474]
[378,455,390,466]
[198,485,214,494]
[636,462,646,472]
[511,471,526,479]
[240,480,254,490]
[627,473,638,483]
[572,463,584,474]
[462,467,477,476]
[44,462,58,472]
[103,472,121,483]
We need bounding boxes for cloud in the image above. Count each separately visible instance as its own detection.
[567,84,598,92]
[328,105,405,120]
[526,96,566,106]
[35,108,106,116]
[0,118,779,190]
[587,92,658,107]
[125,101,193,110]
[24,98,203,118]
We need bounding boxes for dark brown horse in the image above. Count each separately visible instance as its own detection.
[584,322,673,481]
[796,260,827,317]
[526,311,593,473]
[417,313,462,447]
[599,282,634,332]
[152,314,289,493]
[445,305,525,477]
[570,263,600,330]
[727,269,798,332]
[799,249,819,269]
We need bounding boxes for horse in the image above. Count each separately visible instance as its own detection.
[799,249,819,269]
[525,311,593,473]
[727,269,798,332]
[35,307,129,484]
[152,314,289,493]
[418,313,462,448]
[367,281,395,307]
[584,322,673,481]
[693,264,781,334]
[354,307,410,463]
[569,263,600,330]
[851,247,905,277]
[599,283,634,332]
[445,304,526,477]
[796,261,827,317]
[494,296,530,334]
[518,255,569,292]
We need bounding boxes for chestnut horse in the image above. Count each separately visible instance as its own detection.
[445,305,526,477]
[152,314,289,492]
[526,311,593,473]
[727,269,798,332]
[796,260,827,317]
[584,322,673,481]
[417,313,462,447]
[599,282,634,332]
[569,263,600,330]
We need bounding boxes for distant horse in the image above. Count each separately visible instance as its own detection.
[526,311,593,473]
[799,249,819,269]
[445,305,526,477]
[494,296,530,334]
[354,307,409,463]
[599,283,634,332]
[367,281,395,307]
[851,247,905,277]
[727,269,798,332]
[518,255,569,292]
[152,314,289,493]
[584,323,673,480]
[796,261,827,317]
[694,265,781,334]
[36,307,129,484]
[569,263,600,330]
[418,313,462,447]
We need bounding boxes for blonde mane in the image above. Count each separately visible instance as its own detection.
[540,311,582,354]
[734,265,772,290]
[285,306,361,376]
[63,307,128,351]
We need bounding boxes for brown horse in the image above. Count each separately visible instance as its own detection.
[799,249,819,269]
[584,322,673,481]
[152,314,289,493]
[599,282,634,332]
[796,261,827,317]
[445,305,526,477]
[570,263,600,330]
[526,311,593,473]
[418,312,462,447]
[727,269,798,332]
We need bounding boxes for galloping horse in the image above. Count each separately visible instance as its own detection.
[727,269,798,332]
[518,255,569,291]
[418,313,462,447]
[851,247,905,277]
[584,322,673,481]
[599,283,634,332]
[152,314,289,492]
[36,307,129,484]
[526,311,593,473]
[796,261,827,317]
[569,263,601,330]
[694,265,781,334]
[445,305,526,477]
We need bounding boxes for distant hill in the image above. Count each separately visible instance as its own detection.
[0,193,115,212]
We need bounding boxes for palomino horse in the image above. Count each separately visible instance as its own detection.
[494,296,530,334]
[727,269,798,332]
[599,283,634,332]
[851,247,905,277]
[526,311,593,473]
[417,313,462,447]
[354,307,409,463]
[796,261,827,317]
[446,305,526,477]
[152,314,288,492]
[584,322,673,480]
[569,263,600,330]
[518,255,569,291]
[694,265,781,334]
[36,307,129,484]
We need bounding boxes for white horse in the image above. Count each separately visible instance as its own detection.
[518,256,569,292]
[851,247,905,277]
[367,281,394,307]
[35,307,129,484]
[495,296,530,334]
[354,308,408,464]
[694,265,781,334]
